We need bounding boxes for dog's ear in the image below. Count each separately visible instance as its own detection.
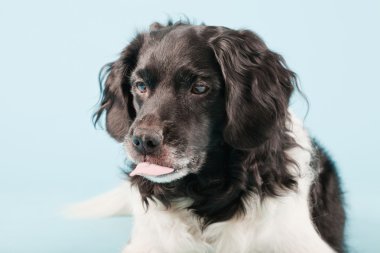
[94,35,144,142]
[209,29,296,149]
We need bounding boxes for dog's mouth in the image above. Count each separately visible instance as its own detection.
[129,162,176,177]
[124,159,187,183]
[123,147,205,183]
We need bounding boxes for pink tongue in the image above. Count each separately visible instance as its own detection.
[130,162,174,176]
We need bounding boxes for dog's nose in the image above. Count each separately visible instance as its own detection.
[131,129,163,155]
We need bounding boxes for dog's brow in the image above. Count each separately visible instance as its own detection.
[133,68,158,85]
[176,66,215,83]
[174,68,197,84]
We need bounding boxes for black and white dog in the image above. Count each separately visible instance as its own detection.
[70,21,346,253]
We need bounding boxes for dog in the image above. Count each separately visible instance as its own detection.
[69,21,346,253]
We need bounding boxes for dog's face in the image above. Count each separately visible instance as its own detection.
[95,23,295,183]
[125,26,226,182]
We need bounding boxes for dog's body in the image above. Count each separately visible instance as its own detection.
[72,21,345,253]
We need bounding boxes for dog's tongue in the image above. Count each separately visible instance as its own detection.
[130,162,174,177]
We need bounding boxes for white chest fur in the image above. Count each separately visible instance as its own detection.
[125,185,334,253]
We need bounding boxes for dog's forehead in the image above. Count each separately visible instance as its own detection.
[136,26,213,73]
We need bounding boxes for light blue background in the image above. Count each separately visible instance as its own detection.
[1,0,379,252]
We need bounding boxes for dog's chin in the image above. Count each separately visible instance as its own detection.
[124,158,193,184]
[142,168,191,183]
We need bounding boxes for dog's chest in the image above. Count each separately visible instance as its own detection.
[132,198,259,252]
[141,192,314,253]
[161,199,275,253]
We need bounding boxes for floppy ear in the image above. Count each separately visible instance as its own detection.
[93,35,143,142]
[209,29,296,149]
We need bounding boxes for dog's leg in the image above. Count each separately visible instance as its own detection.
[120,199,214,253]
[63,181,133,219]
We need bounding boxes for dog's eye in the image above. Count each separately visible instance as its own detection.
[135,82,147,93]
[191,84,209,95]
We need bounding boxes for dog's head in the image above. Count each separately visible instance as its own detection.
[95,22,296,183]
